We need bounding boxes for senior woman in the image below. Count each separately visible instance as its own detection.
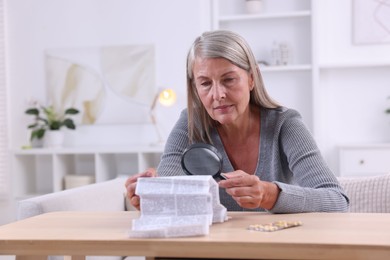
[126,30,349,213]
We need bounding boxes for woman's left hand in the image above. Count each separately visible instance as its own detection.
[218,170,280,210]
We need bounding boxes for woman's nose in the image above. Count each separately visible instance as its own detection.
[212,84,226,101]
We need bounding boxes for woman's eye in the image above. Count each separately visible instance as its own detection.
[223,78,235,84]
[200,81,212,89]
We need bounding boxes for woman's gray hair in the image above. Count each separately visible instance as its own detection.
[186,30,279,143]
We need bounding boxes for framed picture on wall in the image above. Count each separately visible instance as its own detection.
[353,0,390,44]
[45,45,156,125]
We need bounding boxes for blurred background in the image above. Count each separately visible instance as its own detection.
[0,0,390,225]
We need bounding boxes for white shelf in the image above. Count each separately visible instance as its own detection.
[12,145,165,155]
[219,11,311,22]
[11,145,164,199]
[319,62,390,70]
[260,64,312,72]
[339,143,390,149]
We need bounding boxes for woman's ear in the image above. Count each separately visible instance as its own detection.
[249,71,255,91]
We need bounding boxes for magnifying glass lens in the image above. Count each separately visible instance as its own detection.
[181,143,225,181]
[183,148,220,176]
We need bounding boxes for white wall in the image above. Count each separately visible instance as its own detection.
[6,0,212,148]
[316,1,390,65]
[314,1,390,173]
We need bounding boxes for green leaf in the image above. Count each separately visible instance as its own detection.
[25,108,39,115]
[27,123,39,129]
[63,118,76,129]
[36,128,45,139]
[50,121,61,130]
[386,108,390,114]
[30,128,45,141]
[64,108,79,115]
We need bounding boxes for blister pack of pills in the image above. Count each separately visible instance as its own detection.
[248,220,302,232]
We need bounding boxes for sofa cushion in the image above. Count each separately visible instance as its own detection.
[338,173,390,213]
[17,177,128,220]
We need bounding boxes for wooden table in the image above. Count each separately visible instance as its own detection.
[0,211,390,260]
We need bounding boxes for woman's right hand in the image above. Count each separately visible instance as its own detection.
[125,168,157,210]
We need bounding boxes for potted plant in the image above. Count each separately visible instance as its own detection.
[25,105,79,148]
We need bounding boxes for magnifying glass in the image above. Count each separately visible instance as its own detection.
[181,143,226,181]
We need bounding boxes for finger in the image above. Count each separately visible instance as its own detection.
[125,168,158,202]
[227,185,264,199]
[218,171,245,188]
[222,170,247,179]
[220,175,259,188]
[225,185,263,200]
[237,200,260,209]
[125,177,133,187]
[125,168,156,187]
[130,195,140,210]
[225,186,251,197]
[125,182,137,199]
[135,169,155,179]
[125,174,140,188]
[228,188,263,209]
[145,168,157,177]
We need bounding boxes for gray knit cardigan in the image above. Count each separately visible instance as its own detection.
[157,107,349,213]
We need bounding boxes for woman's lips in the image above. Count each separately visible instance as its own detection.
[214,104,232,112]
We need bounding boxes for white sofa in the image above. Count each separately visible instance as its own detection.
[337,173,390,213]
[18,174,390,220]
[16,174,390,260]
[17,177,130,220]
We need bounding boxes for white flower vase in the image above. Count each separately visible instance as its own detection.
[31,138,44,148]
[44,130,64,148]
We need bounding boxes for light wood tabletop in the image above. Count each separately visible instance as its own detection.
[0,211,390,260]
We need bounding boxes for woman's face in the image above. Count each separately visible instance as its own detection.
[192,57,253,126]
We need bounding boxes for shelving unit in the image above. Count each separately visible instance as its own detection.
[11,145,164,199]
[212,0,314,130]
[212,1,390,177]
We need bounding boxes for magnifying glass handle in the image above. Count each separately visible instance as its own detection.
[214,173,227,182]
